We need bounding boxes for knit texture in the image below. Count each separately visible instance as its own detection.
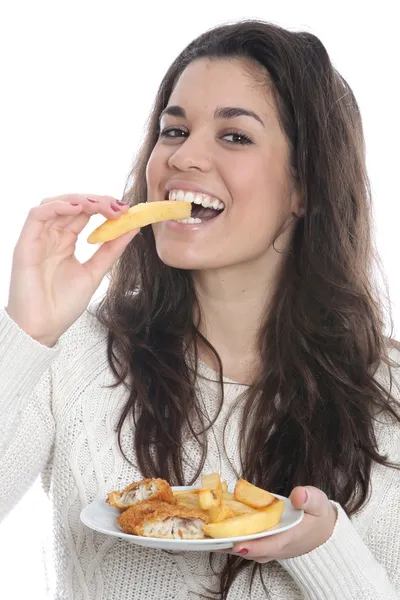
[1,306,399,600]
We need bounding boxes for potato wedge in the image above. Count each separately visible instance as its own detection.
[174,493,201,508]
[204,498,284,538]
[221,481,228,493]
[201,473,222,492]
[222,491,235,501]
[223,499,258,516]
[172,488,207,496]
[199,488,221,510]
[234,478,276,509]
[208,504,235,523]
[87,200,191,243]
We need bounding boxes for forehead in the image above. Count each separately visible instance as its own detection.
[168,58,276,119]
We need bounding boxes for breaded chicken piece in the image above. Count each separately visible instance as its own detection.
[106,478,175,511]
[118,500,210,539]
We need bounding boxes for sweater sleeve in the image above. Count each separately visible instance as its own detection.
[278,497,400,600]
[278,349,400,600]
[0,308,61,522]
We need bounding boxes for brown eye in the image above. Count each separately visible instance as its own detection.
[160,127,188,139]
[222,132,253,145]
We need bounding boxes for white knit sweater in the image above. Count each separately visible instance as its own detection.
[1,306,399,600]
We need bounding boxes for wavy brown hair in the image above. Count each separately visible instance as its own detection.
[91,20,400,598]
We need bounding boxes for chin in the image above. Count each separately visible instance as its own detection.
[155,245,215,271]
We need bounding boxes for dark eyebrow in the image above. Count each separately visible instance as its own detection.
[214,106,265,127]
[159,105,265,127]
[159,105,186,120]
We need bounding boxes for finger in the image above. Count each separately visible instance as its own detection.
[230,538,278,564]
[17,201,87,245]
[39,193,129,212]
[82,228,139,287]
[213,547,269,563]
[290,486,330,517]
[230,539,276,562]
[41,194,131,224]
[20,196,129,243]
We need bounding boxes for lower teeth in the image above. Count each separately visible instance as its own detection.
[176,217,202,224]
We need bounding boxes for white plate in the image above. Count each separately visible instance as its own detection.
[80,486,304,551]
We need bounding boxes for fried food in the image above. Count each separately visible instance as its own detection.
[199,472,223,511]
[106,478,174,511]
[201,473,222,492]
[107,474,285,540]
[174,492,201,509]
[87,200,192,243]
[208,504,235,523]
[234,478,276,509]
[199,488,222,510]
[223,499,259,516]
[204,497,284,538]
[118,500,210,539]
[222,491,235,501]
[173,488,207,496]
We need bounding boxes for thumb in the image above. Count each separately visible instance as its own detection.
[83,229,139,286]
[290,485,331,517]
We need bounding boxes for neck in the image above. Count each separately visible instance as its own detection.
[191,252,286,382]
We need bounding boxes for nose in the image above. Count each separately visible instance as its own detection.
[167,134,212,172]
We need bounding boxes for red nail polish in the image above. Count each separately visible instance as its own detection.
[115,200,127,206]
[238,548,248,555]
[111,205,121,212]
[87,198,99,203]
[70,203,79,206]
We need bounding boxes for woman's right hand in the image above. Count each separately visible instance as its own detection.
[6,194,139,347]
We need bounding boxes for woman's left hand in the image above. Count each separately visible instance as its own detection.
[221,486,337,563]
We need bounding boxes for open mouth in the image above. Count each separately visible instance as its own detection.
[165,189,225,224]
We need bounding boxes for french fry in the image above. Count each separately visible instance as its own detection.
[221,481,228,493]
[222,491,235,501]
[208,504,235,523]
[234,478,276,509]
[199,489,221,510]
[87,201,192,244]
[223,499,258,516]
[201,473,222,492]
[204,498,284,538]
[174,493,201,508]
[172,488,208,496]
[200,473,223,515]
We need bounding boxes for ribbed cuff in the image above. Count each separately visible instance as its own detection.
[278,502,398,599]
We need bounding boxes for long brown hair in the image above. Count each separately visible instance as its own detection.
[92,20,400,598]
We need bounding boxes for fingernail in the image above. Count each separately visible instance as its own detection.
[237,548,248,555]
[87,197,99,203]
[303,488,309,503]
[115,200,127,206]
[111,205,121,212]
[70,203,79,206]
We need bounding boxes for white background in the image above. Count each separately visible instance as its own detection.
[0,0,399,597]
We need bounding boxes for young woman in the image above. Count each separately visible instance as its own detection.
[1,19,399,600]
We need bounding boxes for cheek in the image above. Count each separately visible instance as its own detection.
[225,148,287,198]
[146,146,166,196]
[227,157,290,226]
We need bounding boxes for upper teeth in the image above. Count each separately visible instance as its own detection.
[168,189,225,210]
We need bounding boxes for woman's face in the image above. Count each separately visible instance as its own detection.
[146,58,301,270]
